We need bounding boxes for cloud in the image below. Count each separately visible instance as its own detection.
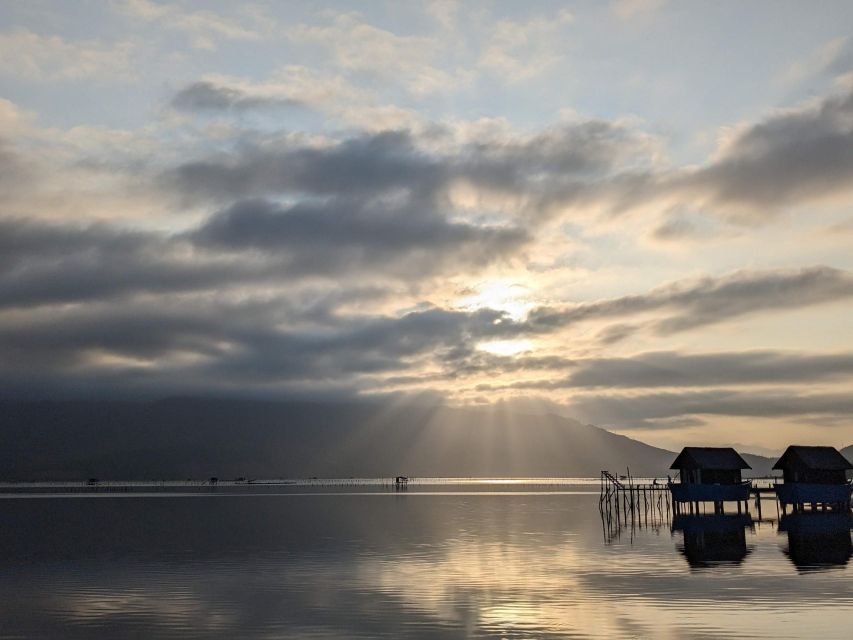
[0,187,527,309]
[166,130,441,203]
[0,296,510,397]
[525,266,853,335]
[560,88,853,224]
[287,12,466,95]
[567,350,853,389]
[164,120,657,216]
[0,219,255,309]
[778,36,853,86]
[0,28,135,81]
[169,67,423,131]
[425,0,460,30]
[171,81,303,112]
[119,0,262,50]
[7,202,851,400]
[190,198,528,277]
[567,389,853,429]
[678,89,853,219]
[284,7,577,93]
[0,139,33,193]
[477,10,574,81]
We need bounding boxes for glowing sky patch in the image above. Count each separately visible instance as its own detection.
[477,340,535,357]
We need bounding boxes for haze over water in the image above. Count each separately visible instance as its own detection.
[1,483,850,639]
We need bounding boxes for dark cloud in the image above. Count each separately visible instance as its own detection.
[679,89,853,217]
[164,120,651,216]
[0,219,257,308]
[165,64,853,227]
[166,130,446,203]
[0,298,510,397]
[190,198,527,276]
[525,266,853,335]
[171,81,303,112]
[481,350,853,390]
[559,89,853,223]
[651,266,853,333]
[567,389,853,429]
[652,216,696,240]
[595,323,638,345]
[0,198,526,309]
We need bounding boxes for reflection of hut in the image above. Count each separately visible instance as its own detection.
[672,514,754,568]
[773,446,852,513]
[779,513,852,571]
[669,447,752,515]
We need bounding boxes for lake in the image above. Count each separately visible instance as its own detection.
[0,482,850,639]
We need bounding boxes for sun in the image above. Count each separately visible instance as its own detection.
[477,339,534,357]
[456,279,533,321]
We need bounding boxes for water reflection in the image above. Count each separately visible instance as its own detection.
[779,513,853,572]
[672,514,754,568]
[0,489,851,639]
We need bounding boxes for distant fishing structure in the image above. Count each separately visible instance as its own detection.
[598,469,672,543]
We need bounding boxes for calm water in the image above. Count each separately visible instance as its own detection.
[0,484,850,639]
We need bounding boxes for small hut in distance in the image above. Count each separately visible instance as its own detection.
[773,446,852,513]
[669,447,752,515]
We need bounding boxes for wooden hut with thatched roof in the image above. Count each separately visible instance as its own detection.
[668,447,752,515]
[773,446,852,513]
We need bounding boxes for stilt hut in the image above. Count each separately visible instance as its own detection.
[773,446,852,513]
[668,447,751,515]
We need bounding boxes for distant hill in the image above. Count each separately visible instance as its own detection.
[842,445,853,464]
[0,398,773,480]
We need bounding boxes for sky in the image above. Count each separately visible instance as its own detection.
[1,0,853,454]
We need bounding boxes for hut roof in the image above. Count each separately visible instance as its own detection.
[772,446,852,471]
[670,447,751,470]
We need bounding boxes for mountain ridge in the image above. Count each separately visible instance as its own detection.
[0,398,778,480]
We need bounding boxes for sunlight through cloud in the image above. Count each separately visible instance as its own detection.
[477,339,534,357]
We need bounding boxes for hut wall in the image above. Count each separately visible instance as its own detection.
[698,469,742,485]
[783,469,848,484]
[680,469,742,485]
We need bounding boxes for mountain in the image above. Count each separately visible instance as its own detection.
[842,445,853,464]
[0,398,772,480]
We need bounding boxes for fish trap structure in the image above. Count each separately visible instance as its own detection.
[599,469,672,543]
